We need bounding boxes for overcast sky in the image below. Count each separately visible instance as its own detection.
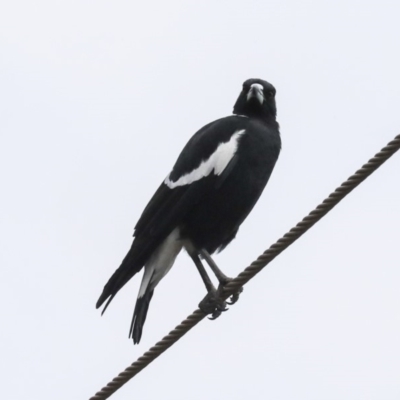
[1,1,400,399]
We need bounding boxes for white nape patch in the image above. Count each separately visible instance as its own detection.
[138,228,182,298]
[233,114,249,118]
[164,129,245,189]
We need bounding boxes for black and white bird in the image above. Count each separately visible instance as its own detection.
[96,78,281,344]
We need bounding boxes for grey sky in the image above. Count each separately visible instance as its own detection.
[1,1,400,399]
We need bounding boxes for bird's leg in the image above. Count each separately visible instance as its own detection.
[199,249,231,284]
[200,249,243,305]
[188,252,227,319]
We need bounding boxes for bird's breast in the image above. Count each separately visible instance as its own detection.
[237,124,280,178]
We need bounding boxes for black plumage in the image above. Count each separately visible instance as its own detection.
[96,78,281,343]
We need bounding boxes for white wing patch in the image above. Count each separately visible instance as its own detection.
[164,129,245,189]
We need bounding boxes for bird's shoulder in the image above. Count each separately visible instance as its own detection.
[240,117,281,150]
[169,115,249,181]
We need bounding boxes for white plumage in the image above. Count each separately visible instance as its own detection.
[164,130,245,189]
[137,228,183,298]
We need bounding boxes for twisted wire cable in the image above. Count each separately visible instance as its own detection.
[90,133,400,400]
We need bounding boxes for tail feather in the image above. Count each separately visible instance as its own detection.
[96,246,144,312]
[97,229,178,343]
[130,290,155,344]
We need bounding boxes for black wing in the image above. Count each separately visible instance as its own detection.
[134,115,248,237]
[96,116,248,310]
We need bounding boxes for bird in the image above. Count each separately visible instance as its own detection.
[96,78,281,344]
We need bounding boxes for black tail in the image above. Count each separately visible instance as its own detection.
[129,290,155,344]
[96,245,144,314]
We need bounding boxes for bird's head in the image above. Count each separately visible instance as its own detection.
[233,78,277,120]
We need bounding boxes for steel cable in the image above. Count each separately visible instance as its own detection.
[90,133,400,400]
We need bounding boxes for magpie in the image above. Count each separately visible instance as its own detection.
[96,78,281,344]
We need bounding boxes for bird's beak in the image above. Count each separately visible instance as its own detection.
[247,83,265,104]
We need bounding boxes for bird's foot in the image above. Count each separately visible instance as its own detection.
[199,287,228,320]
[217,278,244,305]
[226,286,243,305]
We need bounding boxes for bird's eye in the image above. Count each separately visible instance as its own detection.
[268,91,274,98]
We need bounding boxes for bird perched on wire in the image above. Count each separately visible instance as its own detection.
[96,78,281,344]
